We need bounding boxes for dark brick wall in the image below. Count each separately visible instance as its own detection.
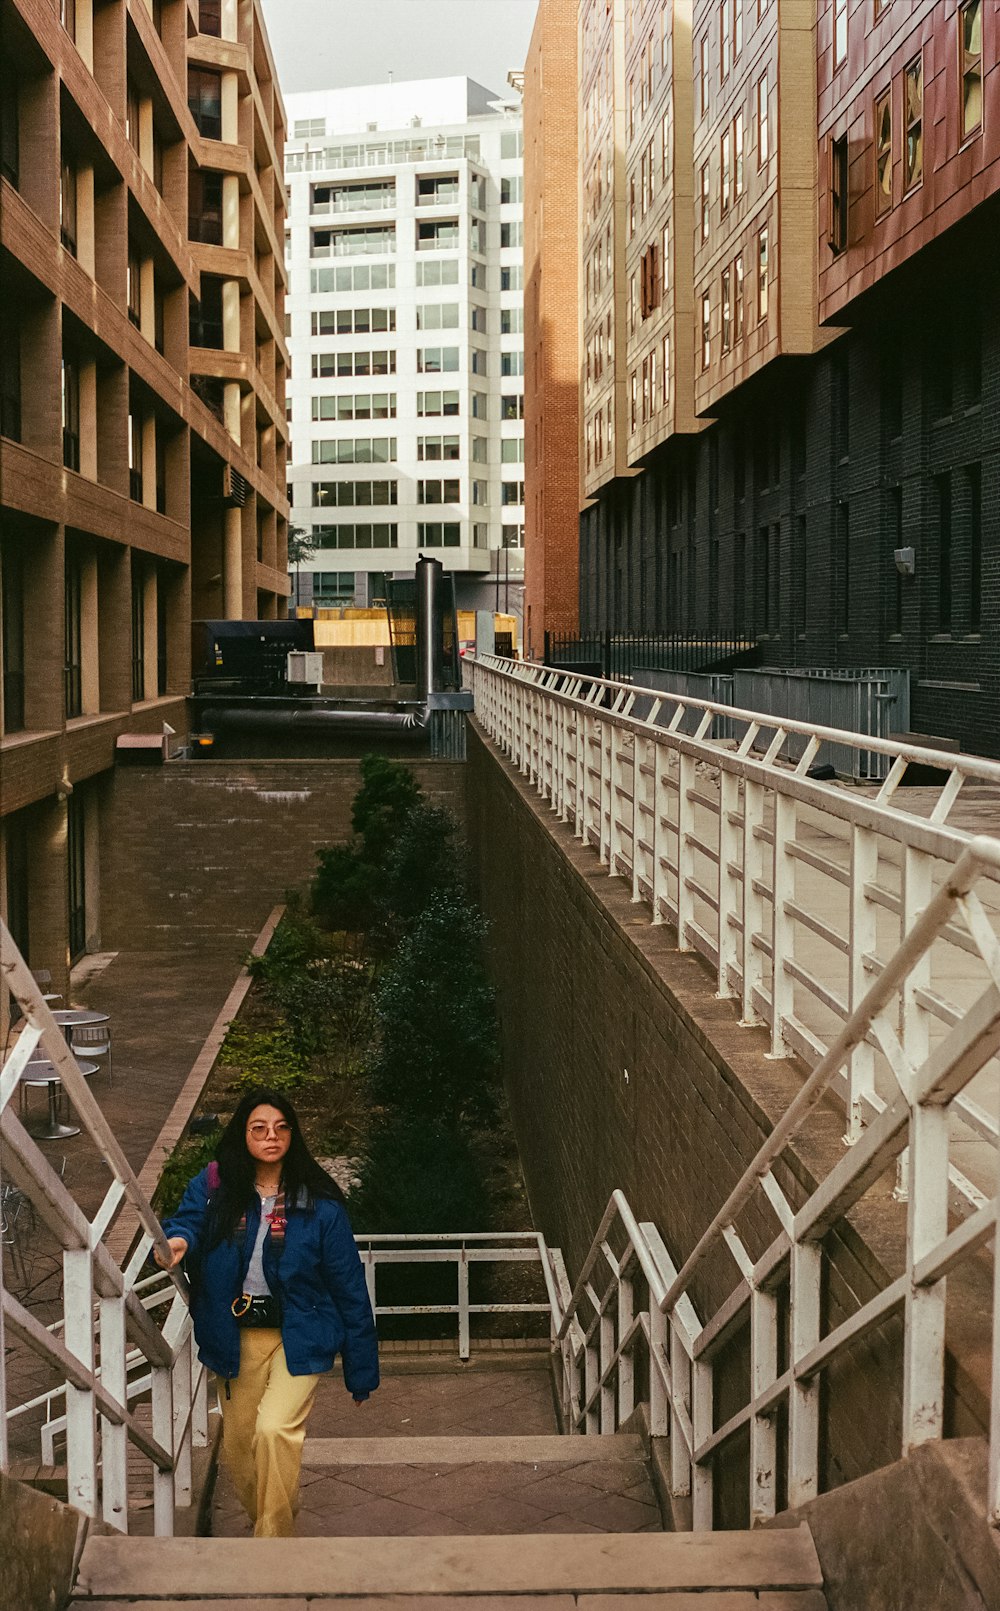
[465,722,989,1518]
[101,757,466,958]
[579,246,999,757]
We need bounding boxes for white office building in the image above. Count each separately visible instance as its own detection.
[284,78,525,616]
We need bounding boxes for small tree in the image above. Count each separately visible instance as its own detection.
[349,1112,492,1235]
[351,754,423,866]
[287,524,316,609]
[366,890,500,1129]
[383,801,464,929]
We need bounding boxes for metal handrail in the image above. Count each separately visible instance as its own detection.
[471,656,1000,1219]
[1,924,207,1534]
[473,654,1000,1529]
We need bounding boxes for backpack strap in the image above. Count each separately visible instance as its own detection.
[206,1160,221,1192]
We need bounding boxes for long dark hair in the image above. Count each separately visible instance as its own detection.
[206,1087,344,1246]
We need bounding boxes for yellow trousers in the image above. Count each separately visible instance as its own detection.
[219,1328,319,1538]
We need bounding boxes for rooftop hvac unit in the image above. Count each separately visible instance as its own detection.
[286,650,324,688]
[223,465,248,507]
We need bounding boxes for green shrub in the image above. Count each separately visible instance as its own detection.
[366,891,500,1128]
[269,959,374,1073]
[311,844,383,935]
[153,1128,219,1217]
[351,753,423,866]
[219,1024,312,1091]
[247,907,328,993]
[383,801,464,928]
[349,1112,492,1235]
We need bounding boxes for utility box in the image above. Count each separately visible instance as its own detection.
[286,651,324,688]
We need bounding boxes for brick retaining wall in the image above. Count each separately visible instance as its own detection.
[101,757,466,956]
[465,721,990,1522]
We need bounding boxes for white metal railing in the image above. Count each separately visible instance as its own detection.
[355,1232,555,1360]
[473,654,1000,1523]
[1,925,207,1535]
[472,656,1000,1217]
[547,834,1000,1527]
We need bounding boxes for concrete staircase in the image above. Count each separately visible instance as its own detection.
[67,1356,828,1607]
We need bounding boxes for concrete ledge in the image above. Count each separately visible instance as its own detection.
[0,1470,87,1611]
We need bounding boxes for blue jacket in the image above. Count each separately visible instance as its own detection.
[163,1168,380,1392]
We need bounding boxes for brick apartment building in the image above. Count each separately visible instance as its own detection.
[0,0,289,998]
[527,0,1000,757]
[522,0,581,657]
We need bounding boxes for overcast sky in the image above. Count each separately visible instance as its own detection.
[261,0,539,100]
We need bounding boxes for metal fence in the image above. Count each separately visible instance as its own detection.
[543,631,759,681]
[635,666,911,781]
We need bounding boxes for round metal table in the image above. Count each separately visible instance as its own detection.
[51,1010,110,1030]
[19,1059,99,1140]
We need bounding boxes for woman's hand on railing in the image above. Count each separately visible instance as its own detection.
[153,1236,188,1270]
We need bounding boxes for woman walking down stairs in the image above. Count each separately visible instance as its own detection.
[68,1347,827,1609]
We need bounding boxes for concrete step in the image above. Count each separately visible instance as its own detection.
[78,1598,828,1611]
[72,1525,825,1602]
[301,1433,646,1465]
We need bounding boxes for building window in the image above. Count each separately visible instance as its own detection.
[60,157,77,255]
[1,544,25,732]
[829,134,848,252]
[131,563,145,701]
[500,351,524,376]
[417,390,460,416]
[500,221,523,249]
[720,0,731,78]
[721,127,732,212]
[501,481,524,505]
[968,462,982,630]
[418,478,460,504]
[500,438,524,463]
[960,1,983,140]
[701,292,711,370]
[64,550,82,717]
[734,109,744,199]
[936,473,951,631]
[417,435,461,461]
[640,243,661,318]
[721,266,732,352]
[501,394,524,420]
[833,0,847,67]
[904,55,923,190]
[0,317,21,442]
[501,265,523,291]
[199,0,222,33]
[67,792,86,959]
[417,346,459,374]
[188,68,222,139]
[757,73,769,164]
[0,60,18,188]
[700,33,709,117]
[129,412,143,501]
[311,438,397,465]
[416,303,459,330]
[312,480,397,508]
[875,90,892,215]
[418,522,461,548]
[62,354,80,471]
[189,170,224,244]
[700,162,710,242]
[61,0,76,39]
[757,225,769,322]
[734,253,744,342]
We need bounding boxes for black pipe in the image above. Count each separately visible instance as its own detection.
[199,705,430,737]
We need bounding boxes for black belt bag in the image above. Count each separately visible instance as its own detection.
[232,1293,282,1328]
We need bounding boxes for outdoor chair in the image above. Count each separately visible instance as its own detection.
[1,1182,35,1289]
[31,969,63,1006]
[69,1020,114,1084]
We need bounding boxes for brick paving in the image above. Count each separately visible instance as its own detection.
[209,1358,663,1539]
